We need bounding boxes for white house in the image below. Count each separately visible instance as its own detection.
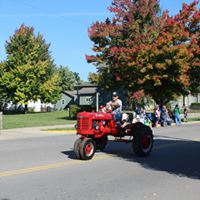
[5,99,54,113]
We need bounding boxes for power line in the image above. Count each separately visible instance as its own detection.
[9,0,84,23]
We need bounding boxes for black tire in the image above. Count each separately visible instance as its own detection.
[74,138,83,159]
[95,136,108,151]
[133,125,153,157]
[79,138,96,160]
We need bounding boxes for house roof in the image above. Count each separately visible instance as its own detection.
[74,84,98,95]
[75,83,98,88]
[62,91,75,98]
[77,87,97,95]
[63,85,98,97]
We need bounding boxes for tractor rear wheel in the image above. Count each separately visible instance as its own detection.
[133,125,153,156]
[79,138,96,160]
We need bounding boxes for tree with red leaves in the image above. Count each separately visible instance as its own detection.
[86,0,200,104]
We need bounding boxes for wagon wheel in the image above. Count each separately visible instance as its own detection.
[95,135,108,151]
[74,138,83,159]
[79,138,96,160]
[133,125,153,157]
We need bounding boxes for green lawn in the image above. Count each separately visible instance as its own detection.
[2,111,200,129]
[2,111,76,129]
[187,117,200,122]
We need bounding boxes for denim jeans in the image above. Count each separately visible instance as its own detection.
[175,114,181,125]
[113,111,122,121]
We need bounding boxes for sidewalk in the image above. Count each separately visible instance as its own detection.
[153,120,200,128]
[0,124,75,141]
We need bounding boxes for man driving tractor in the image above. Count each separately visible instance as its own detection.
[108,91,122,121]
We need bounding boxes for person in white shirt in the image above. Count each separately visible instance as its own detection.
[109,91,122,121]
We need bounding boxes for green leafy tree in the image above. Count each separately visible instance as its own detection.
[86,0,200,104]
[57,65,77,91]
[73,72,83,85]
[88,72,100,84]
[0,62,11,110]
[0,24,61,110]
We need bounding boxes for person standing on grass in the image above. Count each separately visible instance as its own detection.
[166,108,173,126]
[174,104,181,125]
[153,105,160,127]
[183,104,188,122]
[160,104,167,127]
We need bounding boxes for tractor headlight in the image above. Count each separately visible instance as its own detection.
[95,124,99,130]
[92,121,99,130]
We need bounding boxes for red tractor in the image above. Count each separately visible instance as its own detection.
[74,110,153,160]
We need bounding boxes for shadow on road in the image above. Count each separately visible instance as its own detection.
[105,137,200,179]
[62,136,200,179]
[1,199,11,200]
[62,150,77,160]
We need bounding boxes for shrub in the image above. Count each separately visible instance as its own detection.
[3,105,26,114]
[190,103,200,110]
[80,105,96,112]
[69,104,81,119]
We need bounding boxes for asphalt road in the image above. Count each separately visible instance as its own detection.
[0,123,200,200]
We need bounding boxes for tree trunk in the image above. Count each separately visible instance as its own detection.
[24,104,28,114]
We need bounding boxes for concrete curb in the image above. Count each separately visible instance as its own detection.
[0,121,199,141]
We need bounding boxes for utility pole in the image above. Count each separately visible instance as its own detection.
[96,92,99,112]
[0,112,3,134]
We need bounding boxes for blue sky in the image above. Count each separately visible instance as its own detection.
[0,0,197,81]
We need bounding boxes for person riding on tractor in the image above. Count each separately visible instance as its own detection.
[107,91,122,121]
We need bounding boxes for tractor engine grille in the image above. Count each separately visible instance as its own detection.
[77,117,90,130]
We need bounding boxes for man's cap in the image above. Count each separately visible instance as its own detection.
[112,91,118,96]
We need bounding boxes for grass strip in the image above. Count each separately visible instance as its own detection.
[3,111,76,129]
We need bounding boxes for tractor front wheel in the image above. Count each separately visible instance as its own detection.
[74,138,83,159]
[79,138,96,160]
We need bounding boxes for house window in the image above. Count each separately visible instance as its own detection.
[62,99,65,105]
[86,97,92,102]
